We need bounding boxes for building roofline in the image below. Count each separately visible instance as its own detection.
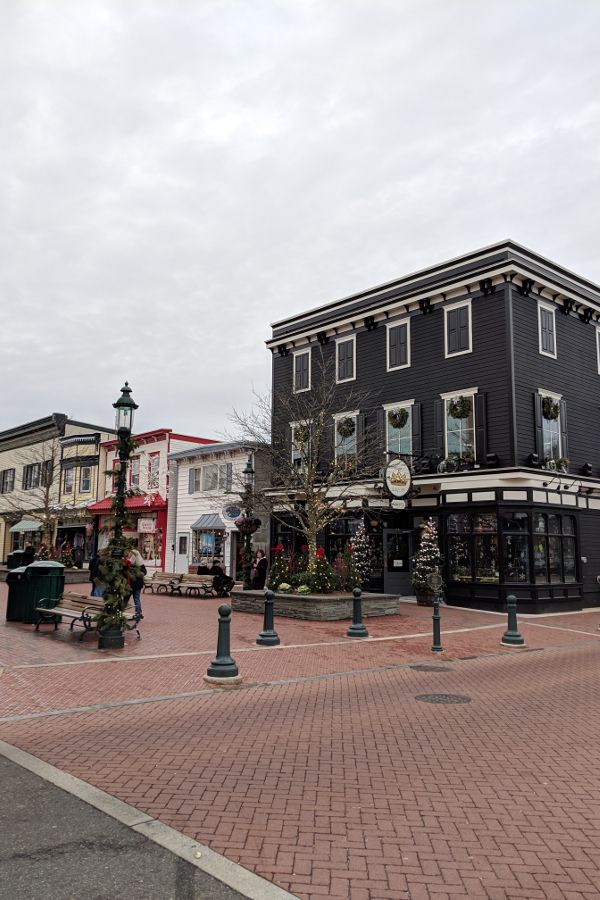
[267,240,600,346]
[0,413,68,444]
[168,441,257,462]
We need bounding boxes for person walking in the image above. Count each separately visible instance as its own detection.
[251,549,268,590]
[128,547,146,619]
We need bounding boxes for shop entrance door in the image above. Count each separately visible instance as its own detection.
[383,530,412,595]
[175,533,189,573]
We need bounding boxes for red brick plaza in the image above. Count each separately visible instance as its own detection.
[1,581,600,900]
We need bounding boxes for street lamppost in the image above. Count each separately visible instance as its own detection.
[112,382,138,556]
[234,453,261,591]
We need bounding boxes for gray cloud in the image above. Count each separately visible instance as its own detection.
[1,0,599,435]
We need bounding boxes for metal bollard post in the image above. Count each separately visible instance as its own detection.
[431,592,443,653]
[204,604,243,685]
[501,595,525,646]
[347,587,369,638]
[257,590,280,646]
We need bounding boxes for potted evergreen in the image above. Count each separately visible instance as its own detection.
[411,518,443,605]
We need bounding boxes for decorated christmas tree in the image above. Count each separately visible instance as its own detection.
[308,547,337,593]
[411,518,442,596]
[350,524,372,587]
[267,544,290,590]
[60,546,75,568]
[37,543,51,561]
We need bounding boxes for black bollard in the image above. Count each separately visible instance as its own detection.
[501,594,525,646]
[431,592,443,653]
[347,587,369,638]
[204,604,242,684]
[257,590,280,646]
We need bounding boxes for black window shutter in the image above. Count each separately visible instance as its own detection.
[337,343,345,380]
[398,324,407,365]
[294,355,300,387]
[389,327,398,367]
[534,393,544,460]
[475,394,487,462]
[377,408,386,460]
[447,310,458,354]
[559,400,568,460]
[434,400,445,459]
[411,403,422,458]
[540,310,549,352]
[459,306,469,351]
[347,340,354,378]
[547,311,555,354]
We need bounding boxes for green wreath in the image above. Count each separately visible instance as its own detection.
[387,408,409,430]
[336,417,356,439]
[542,396,560,420]
[448,396,472,419]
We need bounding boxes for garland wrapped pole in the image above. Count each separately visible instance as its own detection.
[236,453,260,590]
[97,383,139,651]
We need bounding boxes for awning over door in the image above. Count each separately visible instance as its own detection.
[9,519,43,533]
[191,513,226,530]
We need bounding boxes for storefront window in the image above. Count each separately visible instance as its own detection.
[192,529,225,564]
[532,513,577,584]
[447,513,499,583]
[502,512,530,583]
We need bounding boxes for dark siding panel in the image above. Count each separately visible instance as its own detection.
[475,393,487,462]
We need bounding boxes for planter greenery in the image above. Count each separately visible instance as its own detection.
[542,396,560,420]
[387,408,409,430]
[448,396,472,419]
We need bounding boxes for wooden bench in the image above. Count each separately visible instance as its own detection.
[34,592,141,641]
[143,572,182,594]
[176,574,217,597]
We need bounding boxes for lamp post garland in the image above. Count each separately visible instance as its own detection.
[235,453,260,591]
[96,382,140,649]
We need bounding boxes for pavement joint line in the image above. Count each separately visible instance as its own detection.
[522,621,600,637]
[3,636,599,724]
[0,741,297,900]
[4,622,507,672]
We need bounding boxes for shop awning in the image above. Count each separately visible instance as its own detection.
[87,494,166,513]
[191,513,226,530]
[10,519,43,533]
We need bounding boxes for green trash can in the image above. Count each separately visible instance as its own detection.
[21,561,66,625]
[7,550,25,570]
[6,567,29,622]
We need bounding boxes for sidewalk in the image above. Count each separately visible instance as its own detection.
[2,583,600,899]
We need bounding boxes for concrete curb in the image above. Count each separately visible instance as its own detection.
[0,740,298,900]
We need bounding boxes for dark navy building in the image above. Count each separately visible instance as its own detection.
[267,241,600,613]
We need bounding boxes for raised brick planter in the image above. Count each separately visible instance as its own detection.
[230,589,400,620]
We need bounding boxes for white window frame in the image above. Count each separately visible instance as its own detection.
[444,299,472,358]
[79,466,92,493]
[383,399,414,455]
[202,464,220,492]
[291,420,311,469]
[440,387,478,459]
[333,410,359,463]
[292,348,311,394]
[596,327,600,375]
[335,334,356,384]
[63,467,74,493]
[386,319,411,372]
[537,388,562,459]
[538,300,557,359]
[130,456,140,487]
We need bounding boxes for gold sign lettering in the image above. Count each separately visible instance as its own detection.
[389,471,408,486]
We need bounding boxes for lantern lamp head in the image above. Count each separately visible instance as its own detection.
[242,453,255,486]
[113,382,139,434]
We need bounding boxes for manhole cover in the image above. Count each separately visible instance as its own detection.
[410,665,452,672]
[415,693,472,705]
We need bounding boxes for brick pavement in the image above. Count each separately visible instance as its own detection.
[1,578,600,899]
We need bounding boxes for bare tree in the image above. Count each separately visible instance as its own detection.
[229,350,383,571]
[0,438,71,546]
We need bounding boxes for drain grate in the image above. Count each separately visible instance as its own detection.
[415,693,472,705]
[410,665,452,672]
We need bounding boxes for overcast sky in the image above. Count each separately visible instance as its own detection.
[1,0,599,438]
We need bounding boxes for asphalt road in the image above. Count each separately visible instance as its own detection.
[0,756,245,900]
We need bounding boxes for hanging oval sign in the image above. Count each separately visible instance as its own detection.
[222,504,242,521]
[384,459,412,499]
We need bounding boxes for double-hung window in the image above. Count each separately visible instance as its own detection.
[291,422,310,471]
[0,468,15,494]
[23,463,41,490]
[336,335,356,383]
[442,389,477,460]
[444,300,472,357]
[386,320,410,371]
[334,411,358,467]
[293,349,311,393]
[79,466,92,493]
[130,457,140,488]
[538,300,557,358]
[63,467,74,493]
[148,453,160,489]
[202,464,219,491]
[384,401,413,456]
